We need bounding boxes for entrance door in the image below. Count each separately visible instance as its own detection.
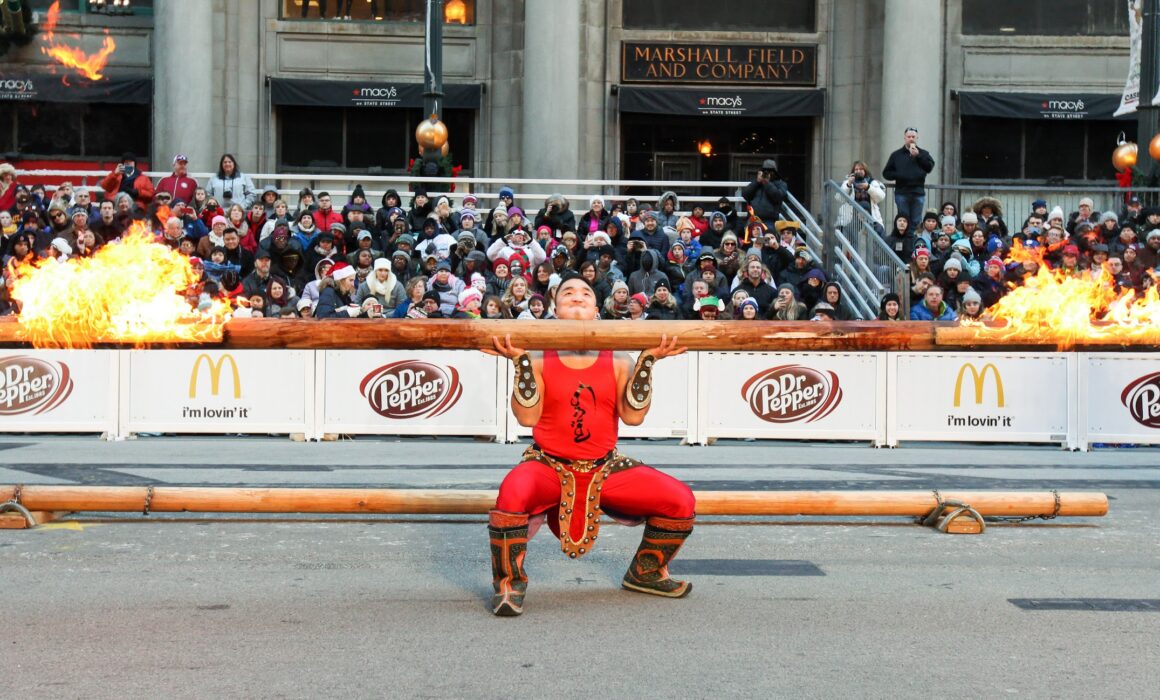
[655,154,700,183]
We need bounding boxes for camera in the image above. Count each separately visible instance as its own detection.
[223,190,233,199]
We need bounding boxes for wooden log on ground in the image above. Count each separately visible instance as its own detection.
[0,485,1108,518]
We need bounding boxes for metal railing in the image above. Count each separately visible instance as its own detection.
[821,180,909,320]
[880,183,1160,229]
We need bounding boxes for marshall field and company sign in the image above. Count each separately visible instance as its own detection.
[621,42,817,86]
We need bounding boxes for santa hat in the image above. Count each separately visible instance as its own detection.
[331,262,356,282]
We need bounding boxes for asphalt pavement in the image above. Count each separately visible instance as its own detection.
[1,436,1158,698]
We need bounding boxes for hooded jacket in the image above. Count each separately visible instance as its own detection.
[533,194,577,233]
[627,249,668,297]
[655,191,680,230]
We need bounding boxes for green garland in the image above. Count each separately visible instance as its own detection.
[410,153,455,179]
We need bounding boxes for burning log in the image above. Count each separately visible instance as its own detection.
[0,485,1108,518]
[0,317,947,352]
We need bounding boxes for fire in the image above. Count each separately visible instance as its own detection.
[9,225,230,349]
[40,1,117,82]
[953,240,1160,348]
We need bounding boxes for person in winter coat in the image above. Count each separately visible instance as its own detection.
[100,152,155,211]
[155,155,199,205]
[301,256,336,309]
[735,258,777,315]
[741,159,788,223]
[601,279,631,319]
[375,189,404,233]
[533,193,577,235]
[427,259,465,316]
[882,128,935,230]
[406,186,433,232]
[838,160,887,234]
[486,227,547,267]
[910,284,957,321]
[314,263,364,318]
[627,249,668,297]
[877,292,903,321]
[204,154,256,211]
[822,282,852,321]
[655,191,680,231]
[767,283,808,320]
[883,214,916,261]
[575,195,610,242]
[355,257,406,315]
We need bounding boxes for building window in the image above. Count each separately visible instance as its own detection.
[622,0,815,32]
[279,0,474,24]
[961,117,1135,182]
[962,0,1127,36]
[279,107,473,172]
[4,102,149,160]
[26,0,154,14]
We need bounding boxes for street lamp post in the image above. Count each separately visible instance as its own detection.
[1137,0,1160,181]
[417,0,446,178]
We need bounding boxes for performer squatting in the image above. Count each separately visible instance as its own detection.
[484,274,696,616]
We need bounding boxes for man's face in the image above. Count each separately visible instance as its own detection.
[174,160,188,177]
[691,281,708,298]
[75,190,90,205]
[100,202,114,220]
[166,221,183,239]
[552,280,598,322]
[747,260,762,280]
[905,130,918,146]
[643,217,657,231]
[825,286,840,303]
[224,232,239,249]
[1025,216,1043,232]
[711,217,725,232]
[319,196,332,210]
[924,286,943,309]
[1108,258,1124,274]
[256,258,271,274]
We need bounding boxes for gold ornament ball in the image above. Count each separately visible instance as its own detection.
[1149,133,1160,161]
[1113,140,1138,172]
[441,142,450,157]
[415,117,449,151]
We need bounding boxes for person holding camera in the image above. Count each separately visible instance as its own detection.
[741,159,788,225]
[205,153,256,211]
[838,160,886,236]
[882,127,935,231]
[100,152,155,212]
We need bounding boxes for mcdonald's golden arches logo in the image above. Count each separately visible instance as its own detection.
[189,353,241,399]
[953,362,1004,408]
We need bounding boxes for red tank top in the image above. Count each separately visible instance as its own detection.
[532,350,619,459]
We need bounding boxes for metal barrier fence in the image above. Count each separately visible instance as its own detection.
[880,184,1160,230]
[821,180,909,319]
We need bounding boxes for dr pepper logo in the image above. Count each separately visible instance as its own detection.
[360,360,462,419]
[742,364,842,423]
[1121,372,1160,429]
[0,356,74,416]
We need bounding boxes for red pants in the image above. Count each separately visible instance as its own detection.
[495,461,695,540]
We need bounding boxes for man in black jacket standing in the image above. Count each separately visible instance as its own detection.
[882,127,935,233]
[741,159,788,224]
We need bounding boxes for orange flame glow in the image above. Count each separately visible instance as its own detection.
[40,1,117,82]
[10,225,230,349]
[960,240,1160,348]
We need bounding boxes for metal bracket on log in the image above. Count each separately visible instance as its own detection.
[917,492,986,535]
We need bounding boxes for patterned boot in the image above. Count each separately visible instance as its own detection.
[622,515,694,598]
[488,510,529,616]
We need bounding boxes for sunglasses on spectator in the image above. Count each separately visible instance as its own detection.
[51,212,66,218]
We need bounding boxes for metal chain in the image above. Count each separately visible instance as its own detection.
[985,489,1061,524]
[12,484,23,504]
[142,486,154,516]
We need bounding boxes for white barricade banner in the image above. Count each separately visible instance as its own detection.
[124,350,314,436]
[506,351,695,441]
[0,350,118,435]
[697,352,886,443]
[889,352,1075,446]
[319,350,504,439]
[1080,353,1160,447]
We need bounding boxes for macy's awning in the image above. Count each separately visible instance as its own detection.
[957,91,1131,121]
[0,73,152,103]
[617,86,824,117]
[270,78,483,109]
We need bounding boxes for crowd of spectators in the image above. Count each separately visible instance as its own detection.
[2,151,1158,322]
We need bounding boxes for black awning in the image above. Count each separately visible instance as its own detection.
[0,74,151,104]
[958,92,1130,121]
[617,86,824,117]
[270,78,482,109]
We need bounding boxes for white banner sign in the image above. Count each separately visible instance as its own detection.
[0,350,118,435]
[890,353,1075,446]
[124,350,315,436]
[1115,0,1143,116]
[1080,353,1160,447]
[698,352,886,444]
[506,351,695,441]
[319,350,504,439]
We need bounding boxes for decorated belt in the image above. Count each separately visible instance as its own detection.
[523,444,641,558]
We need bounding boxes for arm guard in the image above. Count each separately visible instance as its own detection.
[625,352,656,410]
[512,352,541,408]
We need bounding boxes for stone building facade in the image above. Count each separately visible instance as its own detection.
[1,0,1133,207]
